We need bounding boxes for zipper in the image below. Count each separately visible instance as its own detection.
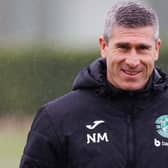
[126,113,135,168]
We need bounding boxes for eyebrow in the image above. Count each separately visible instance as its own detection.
[115,42,130,48]
[136,44,152,49]
[115,42,152,49]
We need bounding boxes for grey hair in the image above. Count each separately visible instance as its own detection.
[103,0,159,43]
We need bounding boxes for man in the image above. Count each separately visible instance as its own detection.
[20,0,168,167]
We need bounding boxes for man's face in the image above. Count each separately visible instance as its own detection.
[99,26,161,91]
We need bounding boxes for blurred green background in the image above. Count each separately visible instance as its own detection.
[1,0,168,167]
[0,48,98,115]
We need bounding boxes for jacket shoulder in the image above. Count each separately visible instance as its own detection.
[45,90,97,118]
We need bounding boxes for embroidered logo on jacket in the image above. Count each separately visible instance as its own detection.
[155,115,168,138]
[86,120,105,130]
[86,120,109,144]
[86,132,109,144]
[154,138,168,147]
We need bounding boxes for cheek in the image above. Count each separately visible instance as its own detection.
[142,57,155,76]
[107,54,124,64]
[106,57,118,70]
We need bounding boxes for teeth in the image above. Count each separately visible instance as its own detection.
[124,70,139,75]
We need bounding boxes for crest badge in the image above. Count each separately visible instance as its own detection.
[155,115,168,138]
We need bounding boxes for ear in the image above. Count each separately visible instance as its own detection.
[99,35,108,58]
[154,38,161,61]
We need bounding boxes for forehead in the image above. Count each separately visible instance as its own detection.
[110,25,155,44]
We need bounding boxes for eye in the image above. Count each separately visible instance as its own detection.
[116,43,130,50]
[137,45,151,50]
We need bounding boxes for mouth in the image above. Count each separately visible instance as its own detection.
[122,69,141,76]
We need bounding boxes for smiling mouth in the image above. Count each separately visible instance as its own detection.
[122,69,141,76]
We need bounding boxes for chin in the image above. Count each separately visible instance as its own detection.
[120,84,144,91]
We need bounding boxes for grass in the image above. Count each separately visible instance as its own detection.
[0,116,32,168]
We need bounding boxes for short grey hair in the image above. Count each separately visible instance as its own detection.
[103,0,159,43]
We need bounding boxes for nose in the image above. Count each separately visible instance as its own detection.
[125,55,140,68]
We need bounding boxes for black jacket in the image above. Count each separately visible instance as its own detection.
[20,58,168,168]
